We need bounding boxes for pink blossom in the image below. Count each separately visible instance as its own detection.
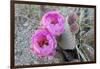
[41,11,65,36]
[68,13,78,25]
[70,23,79,34]
[31,28,57,57]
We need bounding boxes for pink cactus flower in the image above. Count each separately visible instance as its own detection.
[31,28,57,57]
[68,12,78,25]
[41,11,65,36]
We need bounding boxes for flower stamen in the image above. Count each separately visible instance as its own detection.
[37,35,48,47]
[50,17,58,25]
